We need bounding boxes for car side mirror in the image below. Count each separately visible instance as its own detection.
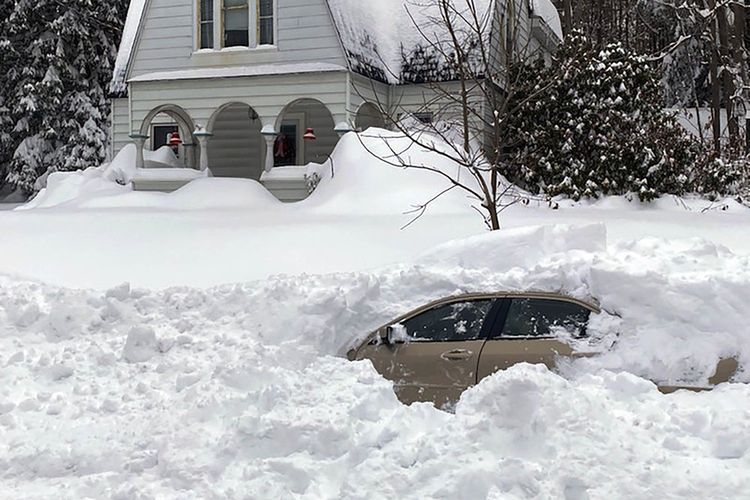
[378,326,394,345]
[379,324,409,345]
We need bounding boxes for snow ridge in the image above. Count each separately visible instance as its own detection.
[2,225,750,498]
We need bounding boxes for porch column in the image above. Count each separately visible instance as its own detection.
[181,142,197,169]
[261,126,278,172]
[129,133,149,169]
[194,131,213,172]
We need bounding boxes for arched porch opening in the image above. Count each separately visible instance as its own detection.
[274,98,337,167]
[355,102,386,131]
[207,102,264,180]
[138,104,197,168]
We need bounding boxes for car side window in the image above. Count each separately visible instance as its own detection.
[401,300,494,342]
[499,298,590,338]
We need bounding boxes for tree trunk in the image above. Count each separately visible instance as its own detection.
[708,0,723,153]
[487,200,500,230]
[562,0,573,36]
[710,43,723,153]
[717,5,738,148]
[733,0,747,152]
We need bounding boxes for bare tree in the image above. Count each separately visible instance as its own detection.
[645,0,748,155]
[353,0,561,230]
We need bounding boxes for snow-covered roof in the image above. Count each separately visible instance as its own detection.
[110,0,563,91]
[327,0,495,83]
[111,0,146,95]
[531,0,563,40]
[128,63,347,83]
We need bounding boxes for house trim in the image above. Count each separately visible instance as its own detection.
[128,62,347,83]
[124,0,154,91]
[322,0,353,74]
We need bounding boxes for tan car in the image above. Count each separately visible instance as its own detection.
[347,292,738,408]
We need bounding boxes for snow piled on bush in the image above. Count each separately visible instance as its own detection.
[1,224,750,498]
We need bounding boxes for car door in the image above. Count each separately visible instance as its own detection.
[477,297,593,381]
[356,298,498,408]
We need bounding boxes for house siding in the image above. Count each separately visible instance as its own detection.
[349,73,390,124]
[128,70,349,132]
[111,97,131,158]
[209,103,264,179]
[129,0,347,81]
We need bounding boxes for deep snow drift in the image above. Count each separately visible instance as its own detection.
[20,130,479,214]
[2,129,750,498]
[1,225,750,499]
[3,129,750,290]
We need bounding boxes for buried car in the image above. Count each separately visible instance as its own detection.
[347,292,739,407]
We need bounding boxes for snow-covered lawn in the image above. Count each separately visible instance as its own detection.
[1,182,749,289]
[2,132,750,498]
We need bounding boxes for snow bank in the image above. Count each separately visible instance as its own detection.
[19,164,131,211]
[1,224,750,498]
[301,129,484,215]
[18,128,488,217]
[418,223,606,272]
[20,127,744,220]
[79,178,283,210]
[17,145,282,211]
[18,145,188,210]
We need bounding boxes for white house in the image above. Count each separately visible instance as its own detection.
[110,0,562,200]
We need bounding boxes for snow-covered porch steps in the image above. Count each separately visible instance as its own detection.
[131,168,210,192]
[260,166,312,202]
[130,165,312,202]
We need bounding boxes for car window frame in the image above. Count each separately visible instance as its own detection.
[349,292,600,357]
[399,298,503,343]
[489,296,595,340]
[364,298,503,345]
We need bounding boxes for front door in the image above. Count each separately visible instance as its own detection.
[477,297,592,381]
[356,299,497,408]
[274,118,303,167]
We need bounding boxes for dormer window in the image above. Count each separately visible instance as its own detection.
[199,0,214,49]
[224,0,249,47]
[197,0,275,50]
[258,0,274,45]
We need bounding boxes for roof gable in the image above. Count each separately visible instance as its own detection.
[111,0,147,94]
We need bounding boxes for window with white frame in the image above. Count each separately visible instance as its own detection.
[224,0,249,47]
[198,0,275,50]
[199,0,214,49]
[258,0,274,45]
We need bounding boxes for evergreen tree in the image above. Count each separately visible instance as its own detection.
[503,32,700,202]
[0,0,128,194]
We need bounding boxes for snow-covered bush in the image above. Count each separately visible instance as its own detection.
[690,152,750,202]
[503,32,700,202]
